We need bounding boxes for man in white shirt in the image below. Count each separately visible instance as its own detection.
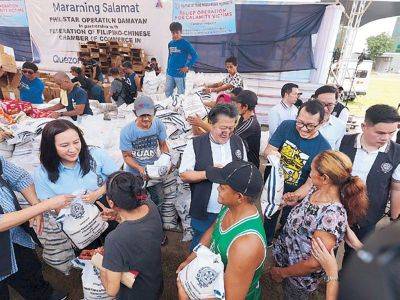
[179,104,247,250]
[314,85,346,149]
[268,83,300,139]
[339,104,400,261]
[203,56,244,94]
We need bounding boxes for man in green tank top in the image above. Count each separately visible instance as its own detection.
[177,161,267,300]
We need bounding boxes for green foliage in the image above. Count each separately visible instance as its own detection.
[367,33,395,61]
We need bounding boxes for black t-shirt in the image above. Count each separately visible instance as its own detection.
[234,115,261,168]
[102,201,163,300]
[71,75,94,92]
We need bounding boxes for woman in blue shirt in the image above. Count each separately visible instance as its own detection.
[35,119,118,202]
[34,119,119,248]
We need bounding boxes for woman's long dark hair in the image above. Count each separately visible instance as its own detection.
[40,119,91,183]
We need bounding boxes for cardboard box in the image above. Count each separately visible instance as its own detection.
[50,87,60,99]
[102,83,111,103]
[0,45,17,73]
[132,63,145,72]
[111,56,122,68]
[0,71,20,88]
[43,86,52,102]
[0,86,19,99]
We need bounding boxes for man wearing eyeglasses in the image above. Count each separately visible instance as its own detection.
[18,62,44,104]
[314,85,346,150]
[180,104,247,251]
[262,100,331,246]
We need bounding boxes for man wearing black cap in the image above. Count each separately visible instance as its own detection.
[177,161,267,300]
[234,90,261,168]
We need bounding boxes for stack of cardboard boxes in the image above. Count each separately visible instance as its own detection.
[38,72,61,102]
[77,41,148,78]
[0,44,20,99]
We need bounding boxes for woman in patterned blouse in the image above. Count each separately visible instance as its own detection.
[269,150,369,300]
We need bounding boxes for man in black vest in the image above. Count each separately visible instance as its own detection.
[0,157,70,300]
[179,104,247,250]
[339,104,400,261]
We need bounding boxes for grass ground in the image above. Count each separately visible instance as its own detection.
[346,72,400,116]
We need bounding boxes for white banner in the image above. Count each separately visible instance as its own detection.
[172,0,236,36]
[24,0,173,72]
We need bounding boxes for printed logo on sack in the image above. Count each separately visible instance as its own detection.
[93,266,100,277]
[381,162,393,173]
[158,166,169,177]
[235,150,242,159]
[70,202,85,219]
[196,267,217,288]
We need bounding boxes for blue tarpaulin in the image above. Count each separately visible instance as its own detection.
[187,4,327,73]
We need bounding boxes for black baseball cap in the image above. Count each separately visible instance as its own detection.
[234,90,258,107]
[206,161,263,197]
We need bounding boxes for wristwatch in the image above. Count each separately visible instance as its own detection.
[324,275,339,283]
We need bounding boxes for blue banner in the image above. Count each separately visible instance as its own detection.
[0,0,36,61]
[172,0,236,36]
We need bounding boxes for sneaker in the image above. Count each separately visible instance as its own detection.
[161,233,168,246]
[48,289,68,300]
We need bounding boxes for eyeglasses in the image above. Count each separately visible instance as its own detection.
[322,103,336,108]
[295,120,320,131]
[22,69,35,75]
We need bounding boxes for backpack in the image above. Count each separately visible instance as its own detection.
[112,78,135,105]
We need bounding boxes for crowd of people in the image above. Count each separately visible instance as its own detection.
[1,21,400,300]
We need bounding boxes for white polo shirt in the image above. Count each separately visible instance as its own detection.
[319,115,346,150]
[179,137,247,214]
[268,101,298,140]
[352,133,400,183]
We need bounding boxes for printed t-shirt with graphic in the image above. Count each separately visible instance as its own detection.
[120,117,167,175]
[167,38,199,78]
[269,120,331,192]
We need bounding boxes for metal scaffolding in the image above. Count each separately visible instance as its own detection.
[334,0,372,85]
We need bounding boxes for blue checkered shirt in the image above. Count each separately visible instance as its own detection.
[0,157,35,281]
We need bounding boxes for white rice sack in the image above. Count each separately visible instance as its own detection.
[0,141,14,158]
[157,75,166,94]
[39,213,76,275]
[142,70,160,95]
[160,170,180,231]
[72,258,114,300]
[56,193,108,249]
[182,94,208,119]
[175,183,193,242]
[260,154,284,218]
[260,131,269,154]
[178,245,225,300]
[145,153,172,180]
